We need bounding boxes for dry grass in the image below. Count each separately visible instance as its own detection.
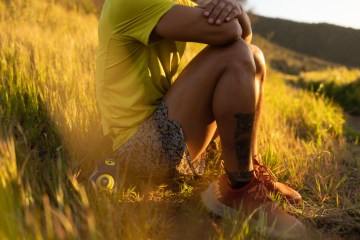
[0,0,359,239]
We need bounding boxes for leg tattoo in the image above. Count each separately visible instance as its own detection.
[225,113,255,188]
[234,113,255,169]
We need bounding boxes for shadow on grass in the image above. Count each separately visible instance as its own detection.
[0,78,84,210]
[314,208,360,239]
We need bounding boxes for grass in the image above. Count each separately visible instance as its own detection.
[0,0,359,239]
[293,68,360,115]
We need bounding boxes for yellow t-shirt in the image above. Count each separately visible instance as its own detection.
[96,0,195,150]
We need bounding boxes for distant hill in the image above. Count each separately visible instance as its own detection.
[251,15,360,68]
[251,34,335,75]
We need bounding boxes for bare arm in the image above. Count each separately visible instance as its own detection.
[154,5,242,46]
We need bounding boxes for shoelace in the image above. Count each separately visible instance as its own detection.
[248,164,278,201]
[220,157,279,200]
[247,166,280,212]
[253,155,278,185]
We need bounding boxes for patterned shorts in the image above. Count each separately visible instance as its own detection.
[114,102,206,179]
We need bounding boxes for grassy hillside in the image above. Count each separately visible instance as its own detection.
[0,0,359,239]
[251,34,336,75]
[294,68,360,116]
[252,15,360,68]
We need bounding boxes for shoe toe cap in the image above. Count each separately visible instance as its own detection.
[289,190,302,204]
[276,182,302,204]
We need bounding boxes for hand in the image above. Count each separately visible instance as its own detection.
[202,0,243,25]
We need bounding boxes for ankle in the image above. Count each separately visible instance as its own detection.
[225,169,253,189]
[227,176,251,189]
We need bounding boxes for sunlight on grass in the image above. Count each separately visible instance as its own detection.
[0,0,359,239]
[300,68,360,85]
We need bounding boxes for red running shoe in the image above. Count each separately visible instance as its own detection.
[252,155,302,205]
[201,173,306,239]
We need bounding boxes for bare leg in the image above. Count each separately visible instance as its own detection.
[209,45,266,159]
[164,39,257,180]
[248,45,266,159]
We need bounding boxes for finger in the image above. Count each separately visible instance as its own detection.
[203,0,218,17]
[225,9,239,22]
[216,5,233,25]
[208,1,226,24]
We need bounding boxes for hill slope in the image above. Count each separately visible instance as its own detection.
[252,15,360,68]
[251,34,335,75]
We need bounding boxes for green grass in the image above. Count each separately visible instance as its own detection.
[294,69,360,115]
[0,0,359,239]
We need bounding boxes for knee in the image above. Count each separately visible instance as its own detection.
[222,40,256,76]
[249,44,266,80]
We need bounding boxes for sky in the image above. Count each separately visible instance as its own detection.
[245,0,360,30]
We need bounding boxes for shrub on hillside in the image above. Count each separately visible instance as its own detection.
[297,77,360,115]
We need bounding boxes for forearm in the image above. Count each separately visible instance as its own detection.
[155,6,242,46]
